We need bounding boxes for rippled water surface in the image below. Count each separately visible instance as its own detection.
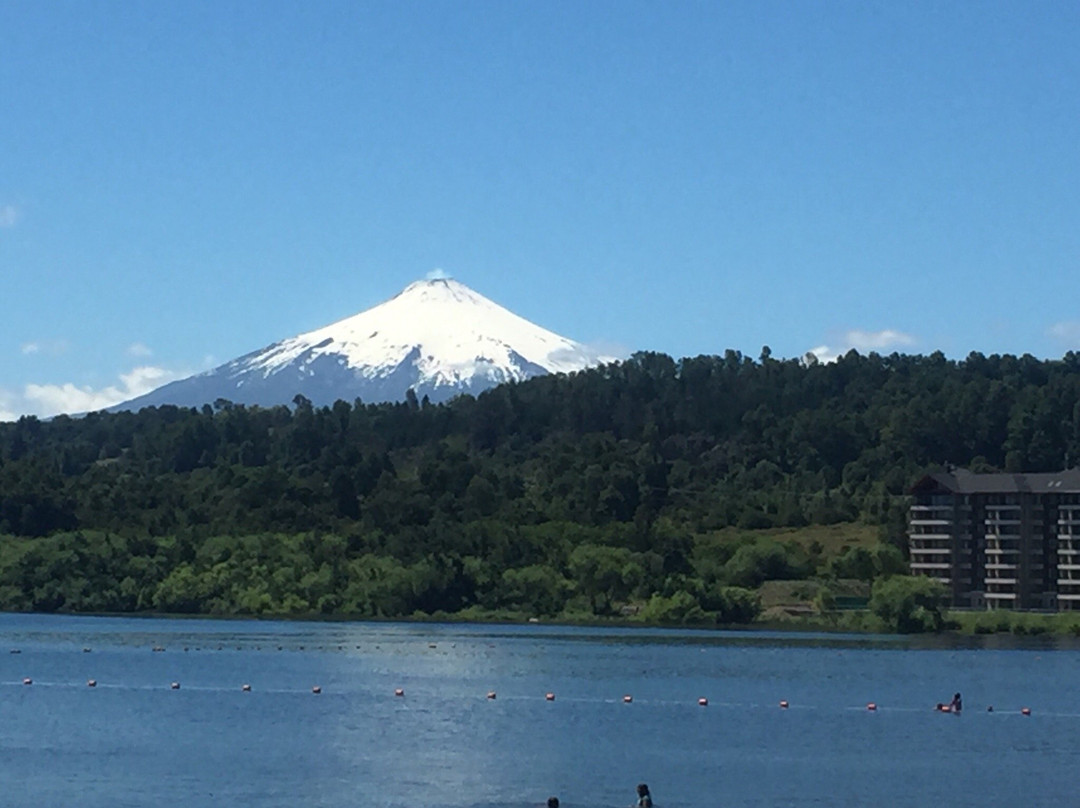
[2,614,1079,807]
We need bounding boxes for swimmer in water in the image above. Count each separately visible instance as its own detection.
[547,798,559,808]
[950,692,962,713]
[636,783,653,807]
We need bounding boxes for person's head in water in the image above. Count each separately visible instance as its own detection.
[547,798,559,808]
[636,783,652,805]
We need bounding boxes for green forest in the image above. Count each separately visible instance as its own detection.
[2,348,1080,630]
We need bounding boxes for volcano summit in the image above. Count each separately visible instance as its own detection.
[115,278,620,411]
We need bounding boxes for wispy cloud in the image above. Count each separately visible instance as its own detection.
[0,205,17,228]
[807,328,917,364]
[0,365,188,420]
[426,267,452,280]
[23,366,185,416]
[549,339,630,367]
[844,329,916,352]
[0,389,19,422]
[1048,321,1080,348]
[584,339,631,362]
[127,342,153,358]
[807,345,839,364]
[20,339,69,356]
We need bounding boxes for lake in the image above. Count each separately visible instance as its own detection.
[1,614,1078,808]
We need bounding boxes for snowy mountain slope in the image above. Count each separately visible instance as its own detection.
[114,278,620,411]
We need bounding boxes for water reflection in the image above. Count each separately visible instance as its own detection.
[3,614,1080,807]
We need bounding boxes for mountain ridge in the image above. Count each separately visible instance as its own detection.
[113,278,620,411]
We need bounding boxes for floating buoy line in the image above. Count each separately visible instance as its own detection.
[0,677,1047,717]
[0,644,1049,715]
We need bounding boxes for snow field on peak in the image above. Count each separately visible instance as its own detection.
[241,278,614,386]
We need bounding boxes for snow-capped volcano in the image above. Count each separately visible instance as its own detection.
[114,278,620,411]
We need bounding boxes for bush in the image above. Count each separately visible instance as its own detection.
[638,591,707,624]
[869,575,948,633]
[723,540,808,588]
[713,586,761,624]
[813,587,836,615]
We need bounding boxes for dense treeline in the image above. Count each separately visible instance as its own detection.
[1,348,1079,622]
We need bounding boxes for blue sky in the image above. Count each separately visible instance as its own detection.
[2,1,1079,418]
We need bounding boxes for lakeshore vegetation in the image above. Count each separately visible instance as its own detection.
[3,349,1080,633]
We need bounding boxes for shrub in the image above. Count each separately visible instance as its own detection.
[869,575,948,633]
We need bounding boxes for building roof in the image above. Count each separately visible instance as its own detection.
[911,468,1080,495]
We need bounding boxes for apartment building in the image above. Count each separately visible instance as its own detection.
[908,468,1080,611]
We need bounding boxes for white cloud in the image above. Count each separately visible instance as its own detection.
[127,342,153,358]
[1048,322,1080,347]
[844,329,916,351]
[0,205,17,228]
[807,345,839,364]
[548,339,630,367]
[20,339,68,356]
[806,329,917,364]
[16,365,187,418]
[0,388,18,422]
[426,267,452,280]
[586,340,631,362]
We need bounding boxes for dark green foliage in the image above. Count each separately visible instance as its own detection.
[869,575,949,633]
[827,544,906,585]
[1,349,1079,622]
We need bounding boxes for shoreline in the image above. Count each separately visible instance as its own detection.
[4,606,1080,641]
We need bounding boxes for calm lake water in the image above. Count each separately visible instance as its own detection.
[1,614,1079,808]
